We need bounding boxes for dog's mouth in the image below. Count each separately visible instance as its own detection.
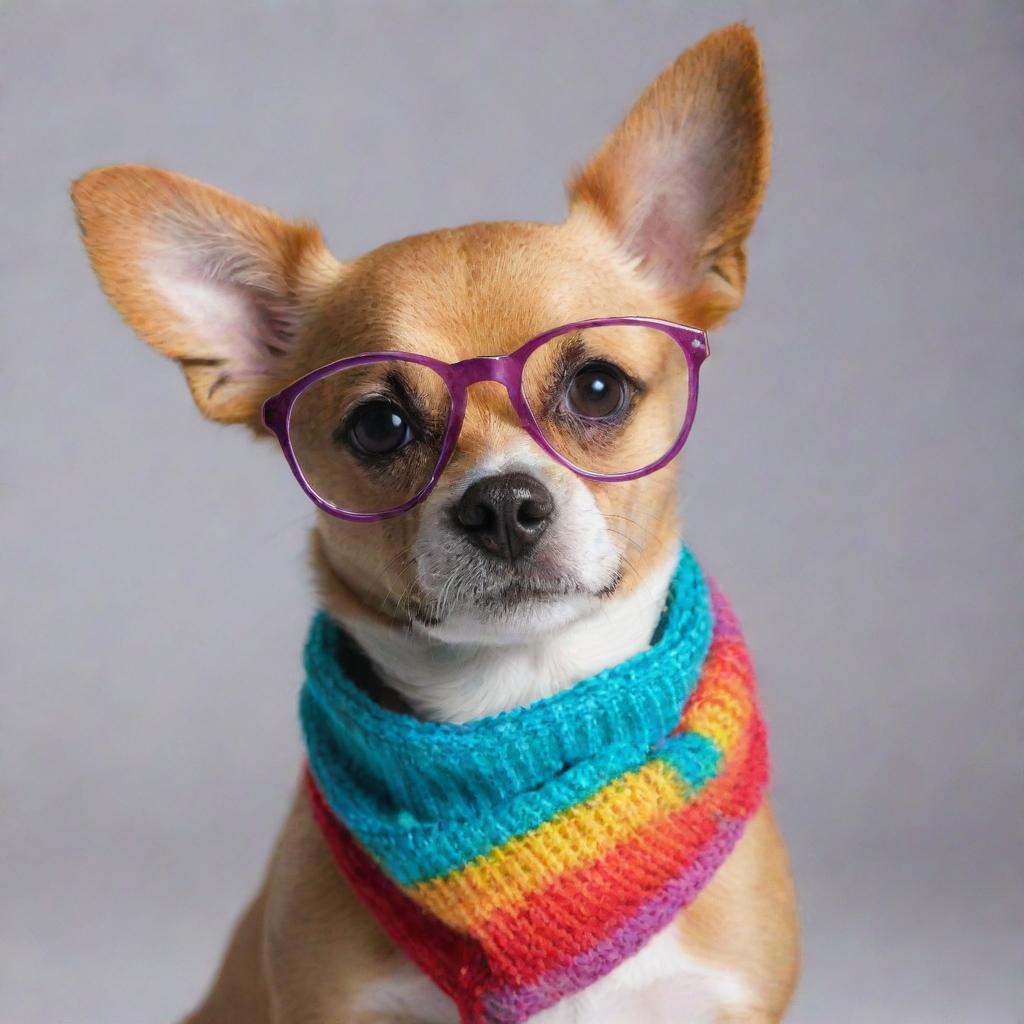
[485,569,625,604]
[410,560,623,629]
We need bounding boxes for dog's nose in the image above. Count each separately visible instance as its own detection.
[454,472,555,561]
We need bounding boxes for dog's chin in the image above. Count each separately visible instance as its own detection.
[414,588,602,645]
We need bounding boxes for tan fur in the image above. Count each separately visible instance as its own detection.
[74,22,798,1023]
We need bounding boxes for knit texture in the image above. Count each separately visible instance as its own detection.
[302,549,769,1023]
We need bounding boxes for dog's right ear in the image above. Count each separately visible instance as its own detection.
[568,24,770,327]
[72,166,341,425]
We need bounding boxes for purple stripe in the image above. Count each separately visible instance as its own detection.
[708,582,742,639]
[481,816,747,1023]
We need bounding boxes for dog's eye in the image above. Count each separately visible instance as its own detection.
[345,400,414,457]
[566,362,629,420]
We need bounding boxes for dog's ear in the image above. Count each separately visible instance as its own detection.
[72,166,340,424]
[568,24,770,326]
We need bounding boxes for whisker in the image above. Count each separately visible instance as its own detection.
[602,512,658,544]
[605,526,645,553]
[378,557,418,615]
[617,552,642,585]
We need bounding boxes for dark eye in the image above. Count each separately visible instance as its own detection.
[345,400,413,456]
[566,362,628,420]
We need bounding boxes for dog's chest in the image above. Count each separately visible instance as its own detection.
[355,927,749,1023]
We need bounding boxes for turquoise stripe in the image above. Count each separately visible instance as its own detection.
[306,718,721,886]
[657,731,721,791]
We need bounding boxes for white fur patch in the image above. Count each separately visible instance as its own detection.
[347,543,675,723]
[355,928,751,1023]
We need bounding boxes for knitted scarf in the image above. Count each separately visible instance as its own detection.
[301,548,768,1024]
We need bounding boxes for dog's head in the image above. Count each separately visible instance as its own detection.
[73,25,769,645]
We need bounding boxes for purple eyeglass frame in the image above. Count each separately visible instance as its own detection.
[262,316,709,522]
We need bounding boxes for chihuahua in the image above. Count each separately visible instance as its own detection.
[73,23,798,1024]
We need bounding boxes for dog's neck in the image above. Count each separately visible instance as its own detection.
[336,549,680,724]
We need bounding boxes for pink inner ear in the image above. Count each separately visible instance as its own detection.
[146,232,298,386]
[614,134,712,295]
[627,189,700,293]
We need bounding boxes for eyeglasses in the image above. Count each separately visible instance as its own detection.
[262,316,709,522]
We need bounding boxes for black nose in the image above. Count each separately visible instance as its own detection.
[454,472,555,562]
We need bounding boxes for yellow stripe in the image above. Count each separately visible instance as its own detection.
[680,684,749,754]
[678,648,753,754]
[410,758,689,934]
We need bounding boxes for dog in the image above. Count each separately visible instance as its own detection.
[73,22,798,1024]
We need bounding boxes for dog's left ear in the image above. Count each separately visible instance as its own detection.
[72,165,341,425]
[568,23,770,326]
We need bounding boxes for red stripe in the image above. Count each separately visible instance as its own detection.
[306,772,496,1023]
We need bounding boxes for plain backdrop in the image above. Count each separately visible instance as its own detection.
[3,3,1022,1023]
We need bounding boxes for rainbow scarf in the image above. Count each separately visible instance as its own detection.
[301,549,768,1023]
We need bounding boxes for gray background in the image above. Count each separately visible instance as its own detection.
[3,2,1022,1022]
